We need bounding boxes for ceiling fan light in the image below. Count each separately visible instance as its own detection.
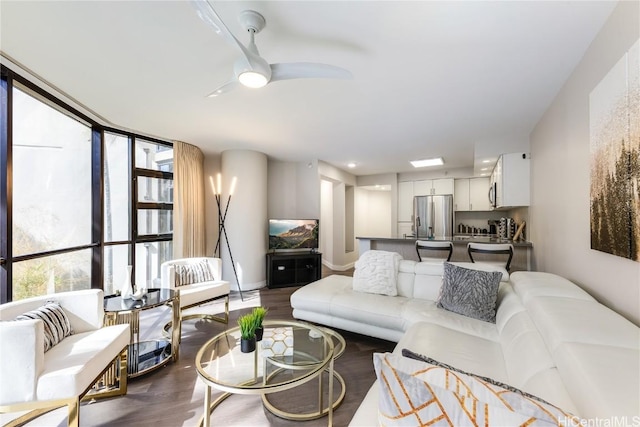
[238,71,268,88]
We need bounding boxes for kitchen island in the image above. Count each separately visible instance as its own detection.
[357,236,533,271]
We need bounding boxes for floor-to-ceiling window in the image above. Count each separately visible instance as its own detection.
[0,66,173,302]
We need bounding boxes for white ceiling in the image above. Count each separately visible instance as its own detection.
[0,1,616,177]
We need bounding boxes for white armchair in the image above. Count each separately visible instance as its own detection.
[160,257,230,338]
[0,289,129,427]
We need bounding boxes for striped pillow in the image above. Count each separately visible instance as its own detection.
[174,260,214,286]
[15,301,73,352]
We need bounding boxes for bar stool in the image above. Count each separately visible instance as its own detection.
[415,240,454,262]
[467,242,514,271]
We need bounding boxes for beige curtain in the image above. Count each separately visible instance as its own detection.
[173,141,206,259]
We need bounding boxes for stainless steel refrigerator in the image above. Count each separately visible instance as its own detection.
[413,195,454,239]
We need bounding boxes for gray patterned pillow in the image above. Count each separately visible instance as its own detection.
[437,262,502,323]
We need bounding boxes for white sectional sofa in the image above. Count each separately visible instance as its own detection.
[290,259,640,425]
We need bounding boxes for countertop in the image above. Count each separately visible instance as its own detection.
[356,235,533,247]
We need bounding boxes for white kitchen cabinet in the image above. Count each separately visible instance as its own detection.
[469,177,491,211]
[398,181,414,221]
[454,177,491,211]
[414,179,454,196]
[454,179,470,211]
[490,153,530,209]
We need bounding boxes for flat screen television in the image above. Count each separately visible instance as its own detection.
[268,219,319,250]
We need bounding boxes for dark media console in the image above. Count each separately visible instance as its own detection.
[266,252,322,288]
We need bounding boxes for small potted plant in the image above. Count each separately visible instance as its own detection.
[238,313,257,353]
[252,306,268,341]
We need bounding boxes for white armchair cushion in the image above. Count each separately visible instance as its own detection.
[15,301,73,352]
[177,280,230,309]
[37,324,130,401]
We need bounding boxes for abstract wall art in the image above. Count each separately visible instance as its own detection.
[590,39,639,262]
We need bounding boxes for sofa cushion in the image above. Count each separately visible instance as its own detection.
[290,274,351,314]
[178,280,230,309]
[330,290,408,331]
[510,271,595,303]
[401,349,560,408]
[15,301,73,352]
[437,262,502,323]
[401,299,498,340]
[394,321,506,382]
[353,250,402,296]
[553,342,640,419]
[374,352,576,427]
[37,324,130,401]
[174,260,214,286]
[526,297,639,353]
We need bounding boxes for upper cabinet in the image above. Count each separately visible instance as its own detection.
[398,181,414,221]
[454,177,491,211]
[490,153,530,209]
[413,178,454,196]
[469,177,491,211]
[454,179,470,211]
[398,178,454,222]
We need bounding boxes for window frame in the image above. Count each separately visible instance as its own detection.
[0,64,173,303]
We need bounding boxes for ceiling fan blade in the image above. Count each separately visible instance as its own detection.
[270,63,353,83]
[206,79,240,97]
[190,0,255,65]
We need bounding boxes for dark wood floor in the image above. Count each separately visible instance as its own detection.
[24,268,393,427]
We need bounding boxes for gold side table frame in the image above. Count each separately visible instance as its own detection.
[103,288,180,378]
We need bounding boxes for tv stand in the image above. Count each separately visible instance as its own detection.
[266,252,322,288]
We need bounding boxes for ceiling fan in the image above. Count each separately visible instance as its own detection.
[190,0,353,97]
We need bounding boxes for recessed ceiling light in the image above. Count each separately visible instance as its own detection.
[410,157,444,168]
[347,162,357,168]
[481,167,489,171]
[482,159,492,164]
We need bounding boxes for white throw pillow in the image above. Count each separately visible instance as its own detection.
[352,250,402,296]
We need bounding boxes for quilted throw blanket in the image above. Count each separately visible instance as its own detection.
[353,250,403,296]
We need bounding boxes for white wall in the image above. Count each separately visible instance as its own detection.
[318,161,358,270]
[220,150,268,291]
[267,159,320,219]
[357,173,398,232]
[355,189,392,239]
[530,1,640,325]
[320,179,334,262]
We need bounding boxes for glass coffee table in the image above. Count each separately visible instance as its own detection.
[195,320,346,427]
